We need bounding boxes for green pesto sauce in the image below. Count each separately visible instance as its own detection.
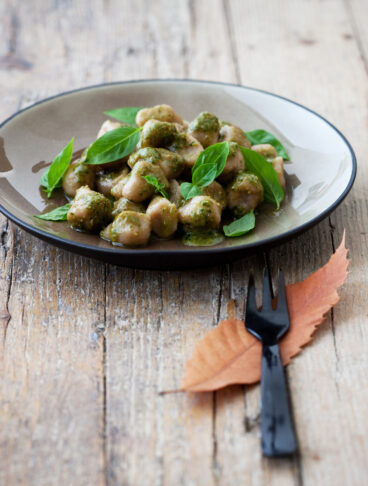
[228,141,238,158]
[182,229,224,247]
[75,163,93,183]
[190,112,219,132]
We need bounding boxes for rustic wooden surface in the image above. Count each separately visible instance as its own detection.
[0,1,367,485]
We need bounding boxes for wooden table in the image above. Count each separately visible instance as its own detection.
[1,1,367,484]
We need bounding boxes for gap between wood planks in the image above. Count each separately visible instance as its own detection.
[0,219,14,344]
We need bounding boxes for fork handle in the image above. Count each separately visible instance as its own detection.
[261,343,297,456]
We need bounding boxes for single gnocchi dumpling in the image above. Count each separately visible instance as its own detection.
[188,112,220,148]
[219,122,251,148]
[110,173,131,199]
[136,104,183,127]
[67,186,111,232]
[95,167,129,196]
[155,148,185,179]
[112,198,146,218]
[128,147,161,168]
[62,158,95,198]
[146,196,178,238]
[178,196,222,230]
[122,161,169,202]
[217,142,245,183]
[168,133,203,171]
[226,172,264,217]
[128,147,184,179]
[103,211,151,247]
[140,120,178,148]
[201,181,227,210]
[251,143,277,161]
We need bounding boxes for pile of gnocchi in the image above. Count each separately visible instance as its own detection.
[60,104,286,247]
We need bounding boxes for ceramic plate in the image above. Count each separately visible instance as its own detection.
[0,80,356,269]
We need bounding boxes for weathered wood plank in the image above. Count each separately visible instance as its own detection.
[0,1,108,484]
[0,237,106,486]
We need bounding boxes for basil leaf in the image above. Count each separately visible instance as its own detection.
[85,126,140,165]
[245,129,290,160]
[34,203,70,221]
[104,107,142,127]
[192,163,218,188]
[180,182,202,201]
[239,147,284,209]
[40,167,62,190]
[223,210,255,237]
[143,174,169,199]
[191,142,229,187]
[44,138,74,197]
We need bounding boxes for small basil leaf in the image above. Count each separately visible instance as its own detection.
[40,167,62,191]
[180,182,202,201]
[239,147,284,209]
[245,129,290,160]
[104,107,142,127]
[85,126,140,165]
[34,203,70,221]
[45,138,74,197]
[223,210,255,237]
[192,163,218,188]
[143,174,169,199]
[192,142,229,181]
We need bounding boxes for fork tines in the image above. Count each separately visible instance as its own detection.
[247,268,288,314]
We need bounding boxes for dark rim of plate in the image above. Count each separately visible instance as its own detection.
[0,79,357,257]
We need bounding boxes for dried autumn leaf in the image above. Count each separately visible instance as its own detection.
[181,233,349,392]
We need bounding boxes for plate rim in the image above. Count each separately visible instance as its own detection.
[0,78,357,258]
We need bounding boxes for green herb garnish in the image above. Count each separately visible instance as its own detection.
[104,107,142,127]
[143,174,169,199]
[85,126,141,165]
[180,182,202,201]
[223,210,255,237]
[41,138,74,197]
[239,147,284,210]
[245,129,290,160]
[34,203,71,221]
[192,142,230,185]
[180,142,230,201]
[40,166,62,192]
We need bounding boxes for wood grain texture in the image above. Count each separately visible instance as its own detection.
[0,0,367,485]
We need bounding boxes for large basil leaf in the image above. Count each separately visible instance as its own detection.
[104,107,142,127]
[239,147,284,210]
[192,164,218,188]
[245,129,290,160]
[85,126,140,165]
[192,142,229,187]
[34,203,70,221]
[43,138,74,197]
[223,210,255,237]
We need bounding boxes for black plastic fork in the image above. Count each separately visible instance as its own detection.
[246,268,297,457]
